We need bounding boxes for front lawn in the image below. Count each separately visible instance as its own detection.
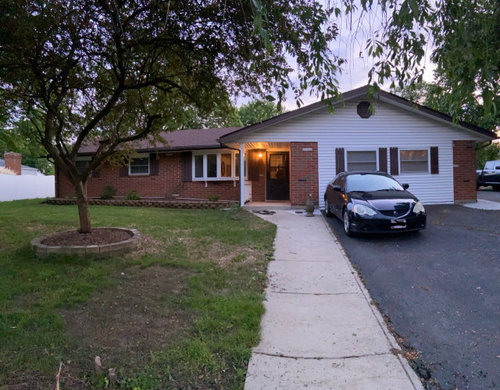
[0,200,276,389]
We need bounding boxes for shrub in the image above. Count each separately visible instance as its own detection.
[207,194,220,202]
[101,185,117,199]
[126,190,140,200]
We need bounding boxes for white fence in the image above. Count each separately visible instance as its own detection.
[0,175,55,201]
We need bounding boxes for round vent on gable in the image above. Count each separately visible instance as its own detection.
[357,101,372,118]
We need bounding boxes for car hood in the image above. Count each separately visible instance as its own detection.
[348,190,418,210]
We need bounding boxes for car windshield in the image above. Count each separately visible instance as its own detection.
[346,174,404,192]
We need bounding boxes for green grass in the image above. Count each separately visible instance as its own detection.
[0,199,276,389]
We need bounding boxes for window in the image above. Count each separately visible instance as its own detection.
[207,154,217,177]
[220,153,232,177]
[346,151,377,171]
[193,150,246,180]
[400,150,428,173]
[75,159,91,174]
[346,173,404,192]
[235,153,247,178]
[129,155,149,175]
[194,155,204,178]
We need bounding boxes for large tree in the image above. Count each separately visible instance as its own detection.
[0,0,343,233]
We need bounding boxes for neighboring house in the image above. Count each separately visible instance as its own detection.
[0,153,45,176]
[0,152,55,201]
[56,85,496,206]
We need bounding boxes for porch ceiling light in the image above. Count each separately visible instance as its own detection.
[258,152,263,158]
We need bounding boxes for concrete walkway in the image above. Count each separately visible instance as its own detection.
[462,198,500,210]
[245,210,423,390]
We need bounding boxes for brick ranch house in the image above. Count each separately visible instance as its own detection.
[56,85,496,207]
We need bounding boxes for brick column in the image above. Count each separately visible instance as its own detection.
[290,142,318,206]
[453,140,477,203]
[4,152,22,175]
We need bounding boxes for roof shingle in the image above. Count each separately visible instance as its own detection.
[79,127,241,155]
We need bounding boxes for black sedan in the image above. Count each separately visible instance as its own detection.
[324,172,426,236]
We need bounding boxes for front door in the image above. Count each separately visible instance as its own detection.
[266,152,289,200]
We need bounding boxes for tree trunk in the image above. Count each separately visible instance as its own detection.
[75,180,91,233]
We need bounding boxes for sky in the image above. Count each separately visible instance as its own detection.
[235,2,437,111]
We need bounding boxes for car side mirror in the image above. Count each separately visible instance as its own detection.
[402,183,409,190]
[332,185,343,192]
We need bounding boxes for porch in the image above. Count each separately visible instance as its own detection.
[223,141,319,208]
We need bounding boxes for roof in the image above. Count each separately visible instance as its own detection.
[78,127,241,155]
[219,85,497,143]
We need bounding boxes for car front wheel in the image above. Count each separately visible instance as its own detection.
[343,210,352,236]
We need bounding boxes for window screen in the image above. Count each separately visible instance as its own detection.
[75,160,91,174]
[346,151,377,171]
[194,155,204,178]
[207,154,217,177]
[220,153,232,177]
[400,150,428,173]
[130,157,149,175]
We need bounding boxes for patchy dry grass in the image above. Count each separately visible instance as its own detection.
[0,200,276,389]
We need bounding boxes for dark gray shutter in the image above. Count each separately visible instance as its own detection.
[430,147,439,174]
[335,148,345,174]
[390,147,399,175]
[378,148,388,172]
[248,150,260,181]
[181,151,192,182]
[150,153,159,176]
[119,165,129,177]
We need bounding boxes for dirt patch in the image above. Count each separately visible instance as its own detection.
[59,265,193,374]
[180,237,261,268]
[41,228,132,246]
[133,234,168,257]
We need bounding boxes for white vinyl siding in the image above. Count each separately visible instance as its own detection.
[235,99,483,206]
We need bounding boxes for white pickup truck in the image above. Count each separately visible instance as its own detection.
[476,160,500,190]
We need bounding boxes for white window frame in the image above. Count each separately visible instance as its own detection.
[398,148,430,175]
[345,149,379,172]
[192,150,246,181]
[129,153,150,176]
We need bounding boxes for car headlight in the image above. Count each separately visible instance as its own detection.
[413,201,425,214]
[353,204,377,217]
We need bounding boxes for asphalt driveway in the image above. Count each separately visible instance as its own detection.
[478,188,500,203]
[324,205,500,389]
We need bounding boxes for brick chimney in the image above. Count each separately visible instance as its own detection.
[4,152,22,175]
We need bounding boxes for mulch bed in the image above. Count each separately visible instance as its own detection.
[41,228,132,246]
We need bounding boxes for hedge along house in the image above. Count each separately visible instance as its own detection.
[56,85,496,207]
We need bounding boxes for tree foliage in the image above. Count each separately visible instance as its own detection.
[399,81,499,168]
[0,0,342,232]
[238,100,284,126]
[0,120,54,175]
[399,81,498,131]
[358,0,499,124]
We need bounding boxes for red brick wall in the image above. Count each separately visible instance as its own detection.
[57,154,239,201]
[290,142,318,206]
[251,151,266,202]
[453,140,477,203]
